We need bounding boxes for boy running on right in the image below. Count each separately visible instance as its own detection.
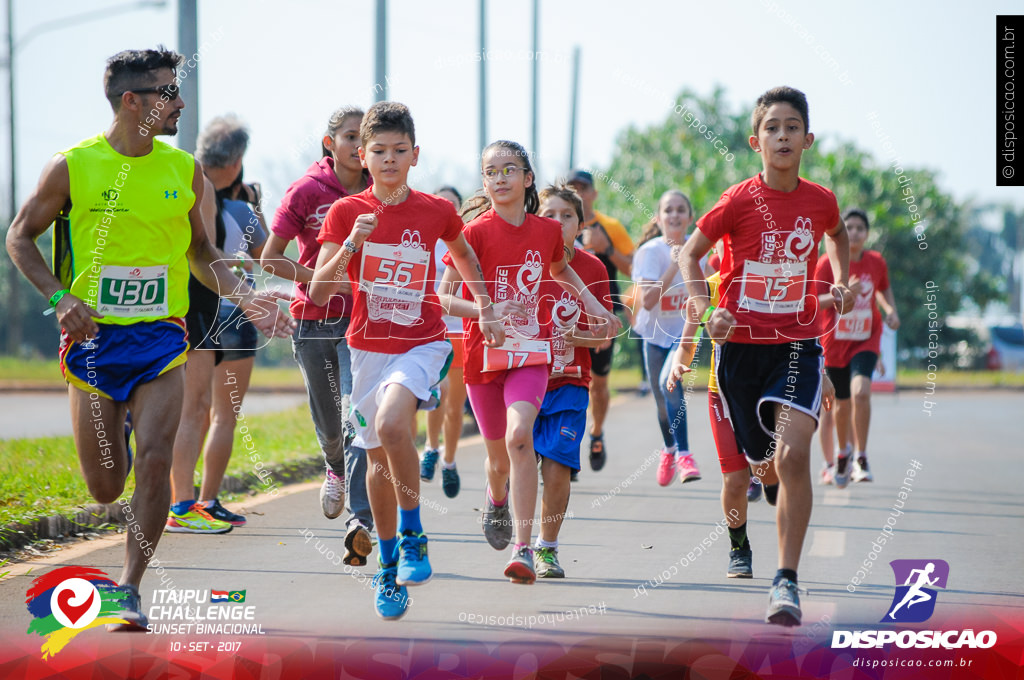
[815,208,899,488]
[679,86,854,626]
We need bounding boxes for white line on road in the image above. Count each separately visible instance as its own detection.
[808,529,846,557]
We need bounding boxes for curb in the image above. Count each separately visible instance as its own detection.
[0,454,325,552]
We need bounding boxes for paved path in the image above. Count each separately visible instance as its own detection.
[0,390,1020,675]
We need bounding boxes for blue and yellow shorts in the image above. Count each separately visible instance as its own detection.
[59,319,189,402]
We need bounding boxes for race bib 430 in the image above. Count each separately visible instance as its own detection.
[97,265,169,317]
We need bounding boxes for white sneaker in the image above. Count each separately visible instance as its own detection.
[320,469,346,519]
[852,456,873,483]
[820,462,835,485]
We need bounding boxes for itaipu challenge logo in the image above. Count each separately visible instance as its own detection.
[25,566,131,658]
[882,559,949,623]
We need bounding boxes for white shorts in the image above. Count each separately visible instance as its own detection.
[349,340,452,449]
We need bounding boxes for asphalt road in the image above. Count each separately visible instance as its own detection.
[0,389,1021,675]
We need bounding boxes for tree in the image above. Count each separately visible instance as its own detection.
[595,87,1003,366]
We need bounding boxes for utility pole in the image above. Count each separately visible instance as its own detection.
[177,0,198,153]
[530,0,538,160]
[568,46,580,170]
[478,0,486,153]
[375,0,387,102]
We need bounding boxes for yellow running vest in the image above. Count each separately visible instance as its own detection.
[54,134,196,325]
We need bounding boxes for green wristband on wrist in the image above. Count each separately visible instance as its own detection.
[49,289,70,308]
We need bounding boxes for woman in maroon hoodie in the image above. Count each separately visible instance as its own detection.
[261,106,374,566]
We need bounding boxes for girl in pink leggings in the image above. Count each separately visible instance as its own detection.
[439,140,619,584]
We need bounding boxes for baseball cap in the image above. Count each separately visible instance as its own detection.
[567,169,594,187]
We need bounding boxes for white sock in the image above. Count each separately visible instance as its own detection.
[667,445,679,456]
[442,460,456,470]
[537,538,558,549]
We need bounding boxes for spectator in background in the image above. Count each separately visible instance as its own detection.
[567,170,634,473]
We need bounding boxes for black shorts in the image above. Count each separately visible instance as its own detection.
[588,338,615,377]
[825,351,878,400]
[715,340,824,463]
[209,304,259,362]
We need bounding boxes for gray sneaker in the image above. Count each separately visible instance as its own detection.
[833,454,851,490]
[320,469,346,519]
[482,491,513,550]
[535,546,565,578]
[727,548,753,578]
[766,579,803,627]
[106,584,149,632]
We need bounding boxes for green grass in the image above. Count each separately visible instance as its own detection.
[0,357,62,384]
[0,406,320,533]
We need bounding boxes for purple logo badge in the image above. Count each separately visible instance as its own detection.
[882,559,949,623]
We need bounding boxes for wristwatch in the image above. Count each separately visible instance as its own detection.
[342,239,359,254]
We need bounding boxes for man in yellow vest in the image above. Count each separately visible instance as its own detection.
[5,47,293,631]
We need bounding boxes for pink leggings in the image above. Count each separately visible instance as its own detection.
[466,364,549,441]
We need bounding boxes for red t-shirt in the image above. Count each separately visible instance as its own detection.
[697,174,840,344]
[442,210,564,385]
[816,250,890,367]
[317,187,463,354]
[540,248,612,390]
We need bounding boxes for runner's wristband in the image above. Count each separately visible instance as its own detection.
[692,305,716,344]
[49,289,70,308]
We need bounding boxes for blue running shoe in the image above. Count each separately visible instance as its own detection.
[203,499,247,527]
[747,476,763,503]
[766,579,803,627]
[396,531,432,586]
[420,449,440,481]
[441,465,460,498]
[372,561,409,620]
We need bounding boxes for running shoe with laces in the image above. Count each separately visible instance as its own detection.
[833,454,852,489]
[203,499,246,527]
[766,579,803,627]
[535,546,565,578]
[747,477,763,503]
[105,583,149,632]
[372,560,409,620]
[504,544,536,584]
[344,521,373,566]
[676,453,701,484]
[441,464,461,498]
[727,547,753,578]
[656,449,676,486]
[420,448,440,481]
[320,469,346,519]
[852,456,873,483]
[165,504,232,534]
[589,435,607,471]
[396,531,432,586]
[820,462,835,485]
[482,488,514,550]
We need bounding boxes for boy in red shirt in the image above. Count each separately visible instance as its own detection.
[679,86,854,626]
[815,208,900,487]
[309,102,503,620]
[533,184,613,578]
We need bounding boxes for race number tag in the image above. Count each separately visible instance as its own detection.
[550,334,581,378]
[360,236,430,326]
[483,338,551,372]
[659,289,687,318]
[836,307,872,341]
[738,260,807,314]
[97,265,169,316]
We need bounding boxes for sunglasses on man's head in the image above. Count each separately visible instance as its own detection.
[124,83,180,100]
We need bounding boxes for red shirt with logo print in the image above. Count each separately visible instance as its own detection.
[697,174,840,344]
[815,250,890,368]
[443,209,564,384]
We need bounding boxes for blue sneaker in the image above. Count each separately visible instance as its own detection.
[396,531,432,586]
[747,476,763,503]
[203,499,247,527]
[441,465,460,498]
[372,561,409,620]
[420,449,440,481]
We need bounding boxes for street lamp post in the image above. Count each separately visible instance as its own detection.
[2,0,166,355]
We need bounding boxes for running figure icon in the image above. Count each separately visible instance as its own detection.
[887,562,939,620]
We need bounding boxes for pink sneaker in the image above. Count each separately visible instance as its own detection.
[656,449,676,486]
[676,453,701,484]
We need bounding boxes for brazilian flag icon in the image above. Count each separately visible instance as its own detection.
[228,590,246,603]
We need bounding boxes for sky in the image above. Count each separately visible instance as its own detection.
[1,0,1020,224]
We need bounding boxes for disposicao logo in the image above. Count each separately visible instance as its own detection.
[832,559,997,650]
[25,566,130,658]
[883,559,949,623]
